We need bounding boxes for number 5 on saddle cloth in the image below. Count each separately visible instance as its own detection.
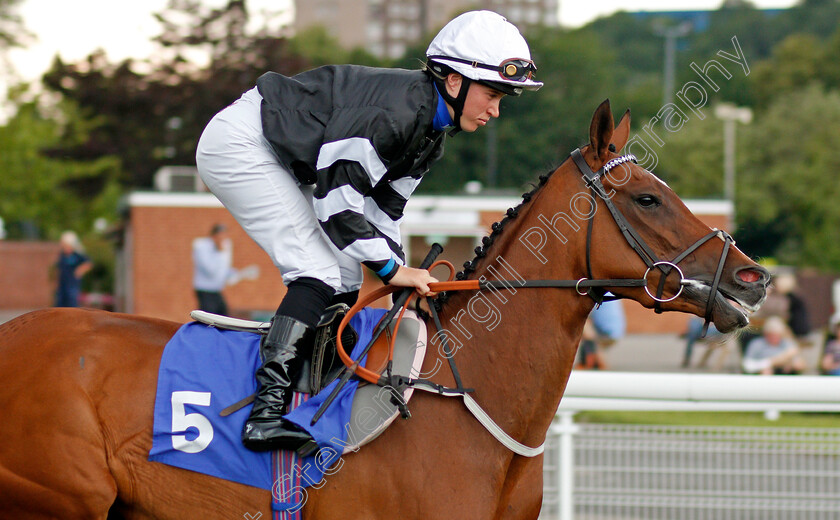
[149,304,427,497]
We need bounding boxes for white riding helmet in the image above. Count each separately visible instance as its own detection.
[426,10,543,96]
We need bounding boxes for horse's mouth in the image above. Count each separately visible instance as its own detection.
[681,280,766,333]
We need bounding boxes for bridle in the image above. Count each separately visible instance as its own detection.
[569,147,734,334]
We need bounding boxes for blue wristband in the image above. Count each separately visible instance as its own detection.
[375,258,396,278]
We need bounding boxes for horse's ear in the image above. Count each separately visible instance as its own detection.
[611,109,631,152]
[589,99,614,162]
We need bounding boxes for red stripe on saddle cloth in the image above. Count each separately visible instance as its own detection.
[273,391,309,520]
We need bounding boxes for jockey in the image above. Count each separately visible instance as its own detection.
[195,10,542,452]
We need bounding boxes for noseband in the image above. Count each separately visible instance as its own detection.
[570,148,734,334]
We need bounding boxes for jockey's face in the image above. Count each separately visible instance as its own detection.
[444,73,504,133]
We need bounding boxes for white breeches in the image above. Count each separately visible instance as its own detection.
[195,87,362,293]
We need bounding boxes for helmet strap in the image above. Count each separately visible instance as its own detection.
[437,74,471,134]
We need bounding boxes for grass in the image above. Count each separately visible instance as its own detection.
[575,410,840,428]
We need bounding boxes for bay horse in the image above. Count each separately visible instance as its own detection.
[0,100,768,519]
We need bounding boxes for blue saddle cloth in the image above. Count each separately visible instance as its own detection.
[149,308,387,496]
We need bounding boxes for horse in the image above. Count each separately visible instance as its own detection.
[0,100,768,519]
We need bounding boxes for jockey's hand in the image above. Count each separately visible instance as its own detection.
[389,266,439,297]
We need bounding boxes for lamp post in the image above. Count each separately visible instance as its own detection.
[714,103,753,229]
[653,21,692,107]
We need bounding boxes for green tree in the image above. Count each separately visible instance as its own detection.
[751,33,824,107]
[777,0,840,41]
[649,113,726,199]
[40,0,379,189]
[738,84,840,268]
[817,23,840,90]
[289,26,380,68]
[42,0,297,188]
[0,96,122,239]
[586,12,664,77]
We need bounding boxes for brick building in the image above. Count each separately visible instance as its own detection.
[0,241,58,310]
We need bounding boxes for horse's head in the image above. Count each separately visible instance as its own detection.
[574,99,768,332]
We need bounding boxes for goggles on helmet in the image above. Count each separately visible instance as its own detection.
[427,55,537,82]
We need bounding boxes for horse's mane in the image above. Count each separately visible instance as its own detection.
[427,162,563,311]
[454,169,555,282]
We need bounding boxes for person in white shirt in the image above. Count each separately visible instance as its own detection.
[192,223,237,315]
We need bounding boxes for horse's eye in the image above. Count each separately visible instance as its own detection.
[636,195,660,208]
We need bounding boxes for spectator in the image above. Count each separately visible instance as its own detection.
[53,231,93,307]
[192,224,261,316]
[681,317,737,371]
[578,298,625,370]
[820,317,840,376]
[774,272,811,342]
[738,271,812,355]
[742,316,807,375]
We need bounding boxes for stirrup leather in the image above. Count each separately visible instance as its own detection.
[311,303,358,395]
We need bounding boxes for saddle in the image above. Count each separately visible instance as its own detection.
[191,303,396,396]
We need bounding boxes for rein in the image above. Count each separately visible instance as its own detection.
[320,148,736,456]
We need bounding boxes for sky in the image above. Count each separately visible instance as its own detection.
[5,0,799,87]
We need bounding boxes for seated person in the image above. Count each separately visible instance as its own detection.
[820,317,840,376]
[681,316,736,371]
[742,316,807,375]
[577,298,625,370]
[589,298,626,347]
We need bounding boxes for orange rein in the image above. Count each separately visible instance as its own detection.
[334,260,477,384]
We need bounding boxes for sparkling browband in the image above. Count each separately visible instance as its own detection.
[602,154,637,174]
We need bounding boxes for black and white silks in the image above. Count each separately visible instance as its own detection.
[256,66,445,280]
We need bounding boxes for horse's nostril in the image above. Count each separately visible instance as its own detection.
[737,268,764,284]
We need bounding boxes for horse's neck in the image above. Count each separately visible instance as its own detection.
[435,180,594,446]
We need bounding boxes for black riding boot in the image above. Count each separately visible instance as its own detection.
[242,315,316,451]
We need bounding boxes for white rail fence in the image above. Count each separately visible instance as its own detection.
[540,372,840,520]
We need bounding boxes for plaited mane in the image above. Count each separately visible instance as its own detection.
[454,169,555,282]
